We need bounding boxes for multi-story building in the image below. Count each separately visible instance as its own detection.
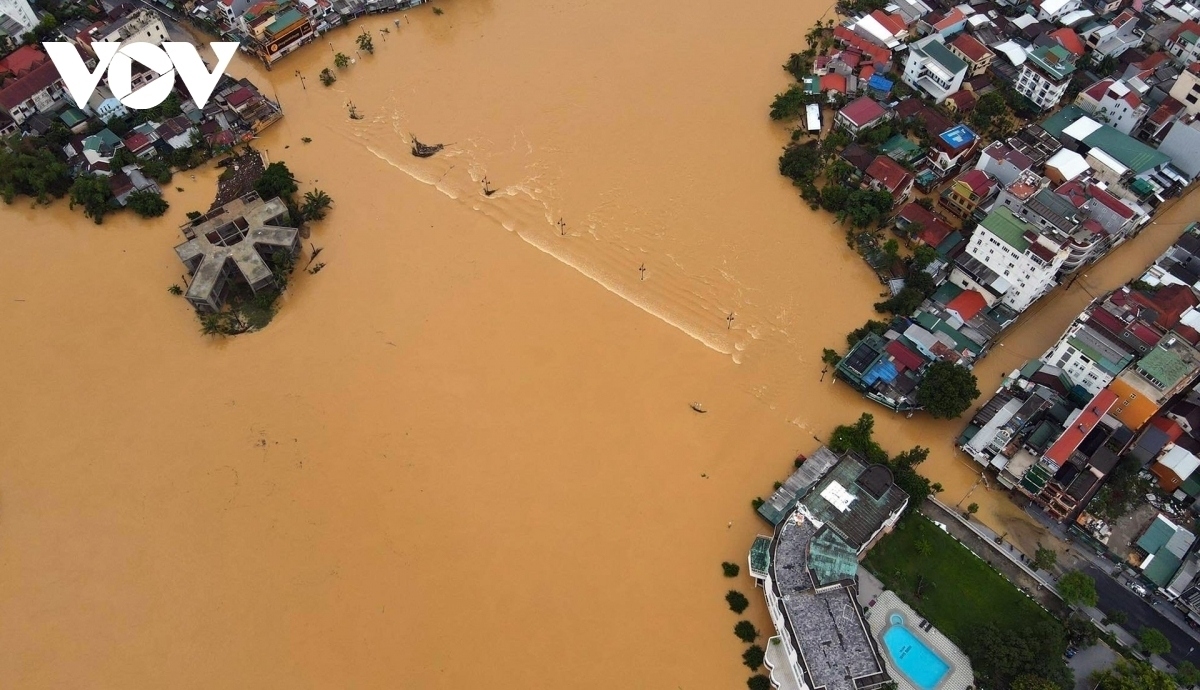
[0,46,66,127]
[948,33,993,77]
[1167,20,1200,67]
[1169,63,1200,117]
[0,0,37,40]
[975,141,1035,187]
[940,168,997,219]
[1016,44,1076,110]
[243,1,315,65]
[951,196,1069,312]
[1074,78,1148,135]
[92,8,169,46]
[901,34,967,103]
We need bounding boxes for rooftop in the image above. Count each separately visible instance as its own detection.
[840,96,888,126]
[1025,44,1076,81]
[979,206,1032,252]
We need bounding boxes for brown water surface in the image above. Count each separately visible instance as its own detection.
[3,0,1199,686]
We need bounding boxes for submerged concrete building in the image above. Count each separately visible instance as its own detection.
[749,450,908,690]
[174,191,300,312]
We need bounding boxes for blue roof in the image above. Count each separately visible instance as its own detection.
[940,124,977,149]
[868,74,894,91]
[863,358,899,386]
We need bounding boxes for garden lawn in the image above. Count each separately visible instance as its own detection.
[862,514,1057,643]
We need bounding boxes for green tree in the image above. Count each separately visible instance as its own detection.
[734,620,759,643]
[743,645,765,671]
[916,539,933,556]
[69,173,113,223]
[126,189,169,218]
[747,676,771,690]
[726,590,750,614]
[778,142,822,184]
[1176,661,1200,687]
[769,84,810,121]
[1137,626,1171,656]
[1012,675,1061,690]
[821,348,841,366]
[965,622,1071,690]
[722,562,740,578]
[319,68,337,86]
[1056,570,1099,608]
[141,158,173,184]
[300,188,333,221]
[912,245,938,270]
[846,319,888,348]
[820,182,851,213]
[916,361,980,419]
[0,135,73,203]
[254,161,298,201]
[1032,546,1057,571]
[1093,659,1175,690]
[334,52,351,69]
[966,502,979,516]
[1065,614,1098,649]
[1104,610,1128,626]
[356,30,374,54]
[168,284,183,295]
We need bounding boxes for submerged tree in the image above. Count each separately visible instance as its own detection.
[319,67,337,86]
[916,361,979,419]
[334,52,350,69]
[356,30,374,54]
[300,188,333,221]
[127,189,169,218]
[69,173,114,223]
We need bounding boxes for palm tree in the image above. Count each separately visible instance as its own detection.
[301,189,333,221]
[199,312,223,337]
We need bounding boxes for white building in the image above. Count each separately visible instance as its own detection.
[1170,64,1200,116]
[1074,78,1148,135]
[1041,318,1135,394]
[0,0,37,38]
[93,8,169,47]
[901,35,968,103]
[1167,21,1200,67]
[1159,114,1200,180]
[1016,44,1077,111]
[951,202,1069,312]
[1035,0,1081,23]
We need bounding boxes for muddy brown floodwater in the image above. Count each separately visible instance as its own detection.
[3,0,1200,686]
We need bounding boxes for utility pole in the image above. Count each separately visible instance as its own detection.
[639,263,646,280]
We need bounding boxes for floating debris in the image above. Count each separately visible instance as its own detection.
[482,176,496,196]
[411,135,445,158]
[691,402,707,414]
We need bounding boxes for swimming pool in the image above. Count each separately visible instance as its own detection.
[881,614,950,690]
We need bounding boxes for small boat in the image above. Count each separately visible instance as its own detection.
[690,402,707,414]
[411,136,444,158]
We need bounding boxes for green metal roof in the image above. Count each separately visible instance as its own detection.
[979,207,1031,252]
[809,528,860,587]
[750,536,771,574]
[1027,421,1060,452]
[880,134,922,162]
[59,107,87,127]
[1181,471,1200,498]
[913,311,982,354]
[1021,463,1053,493]
[1042,105,1088,137]
[1136,346,1192,390]
[83,128,122,151]
[1084,127,1170,174]
[266,8,305,35]
[931,281,963,305]
[1138,516,1176,554]
[801,75,820,95]
[1026,44,1076,81]
[1131,178,1156,196]
[936,230,963,257]
[1145,551,1182,587]
[922,39,968,75]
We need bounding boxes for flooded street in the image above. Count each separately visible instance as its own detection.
[2,0,1198,686]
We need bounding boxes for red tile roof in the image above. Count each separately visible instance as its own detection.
[1084,78,1114,102]
[0,58,62,112]
[948,90,976,112]
[839,96,887,127]
[1132,284,1200,329]
[1150,415,1186,442]
[1050,28,1086,56]
[1172,20,1200,44]
[1088,183,1135,219]
[934,8,966,31]
[897,202,956,247]
[886,339,926,371]
[947,289,987,321]
[956,169,995,197]
[833,26,892,65]
[1177,325,1200,346]
[866,155,912,194]
[226,87,254,107]
[950,33,990,61]
[0,45,47,75]
[123,132,153,153]
[860,64,876,82]
[1136,52,1170,70]
[1045,388,1118,467]
[870,10,908,36]
[821,74,847,93]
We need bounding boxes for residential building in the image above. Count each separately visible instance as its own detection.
[1034,0,1081,23]
[926,123,979,176]
[1044,106,1181,199]
[750,450,907,690]
[865,155,914,202]
[1042,313,1137,395]
[919,8,968,38]
[174,192,301,312]
[1168,20,1200,67]
[948,33,993,77]
[0,0,37,38]
[851,10,908,49]
[1049,27,1087,58]
[1134,515,1196,590]
[895,201,956,248]
[1074,79,1149,135]
[976,141,1035,187]
[951,202,1069,312]
[0,46,66,127]
[1016,45,1077,111]
[901,35,968,103]
[1108,336,1200,430]
[835,96,891,135]
[1044,149,1090,185]
[1169,63,1200,116]
[940,168,997,219]
[243,1,315,65]
[1084,9,1143,58]
[1155,113,1200,180]
[92,8,168,46]
[218,0,258,27]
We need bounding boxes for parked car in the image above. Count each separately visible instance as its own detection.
[1128,581,1148,597]
[1065,648,1078,659]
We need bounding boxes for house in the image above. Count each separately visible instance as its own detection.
[976,141,1035,187]
[0,46,66,127]
[920,7,968,38]
[1169,63,1200,116]
[1108,336,1200,430]
[1168,21,1200,67]
[927,123,979,176]
[749,451,909,690]
[895,202,957,247]
[865,155,914,202]
[945,90,977,114]
[175,192,301,313]
[1139,98,1185,144]
[951,204,1069,312]
[949,33,993,77]
[834,96,891,135]
[1153,445,1200,493]
[1044,106,1179,196]
[1034,0,1082,24]
[1044,148,1090,185]
[940,169,997,219]
[1074,78,1149,135]
[840,143,877,178]
[851,10,908,49]
[218,0,258,27]
[1041,311,1137,395]
[1084,9,1143,58]
[1055,181,1139,239]
[1016,44,1077,110]
[1159,113,1200,180]
[902,35,968,103]
[108,164,161,206]
[91,8,168,46]
[1049,28,1087,58]
[244,1,315,65]
[1135,515,1196,590]
[123,132,157,159]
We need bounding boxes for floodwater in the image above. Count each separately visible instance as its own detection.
[1,0,1198,686]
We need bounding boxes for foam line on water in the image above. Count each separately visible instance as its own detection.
[364,144,736,357]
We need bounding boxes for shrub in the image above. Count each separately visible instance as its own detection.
[722,562,740,578]
[743,645,765,671]
[726,590,750,614]
[747,675,770,690]
[734,620,759,643]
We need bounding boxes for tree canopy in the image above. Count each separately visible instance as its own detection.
[1093,659,1175,690]
[69,173,114,224]
[1056,570,1098,608]
[965,621,1072,690]
[770,84,812,121]
[0,136,72,203]
[1137,626,1171,656]
[779,143,822,185]
[254,162,299,201]
[916,361,980,419]
[127,189,169,218]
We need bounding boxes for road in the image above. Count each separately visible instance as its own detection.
[1085,563,1200,667]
